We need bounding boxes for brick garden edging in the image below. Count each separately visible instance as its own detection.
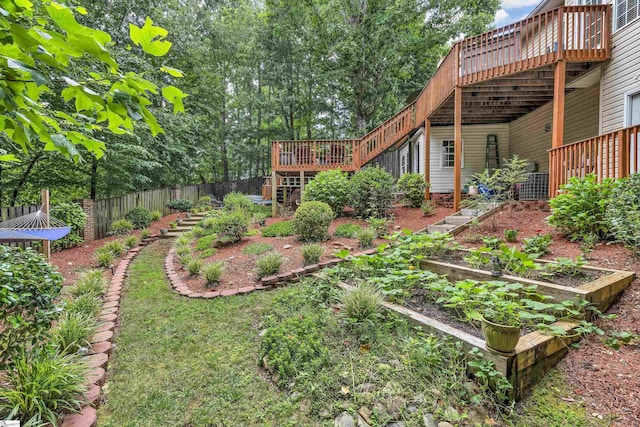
[164,247,379,298]
[60,236,160,427]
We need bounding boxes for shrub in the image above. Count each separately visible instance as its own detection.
[140,228,151,239]
[366,217,391,238]
[103,239,126,257]
[420,200,435,216]
[202,262,224,285]
[334,223,361,238]
[64,294,101,319]
[606,173,640,254]
[523,233,553,258]
[548,174,614,240]
[176,234,192,246]
[109,219,133,236]
[70,270,106,298]
[301,244,324,265]
[259,315,328,385]
[398,173,428,208]
[211,211,249,245]
[187,258,203,276]
[94,248,114,267]
[350,165,395,218]
[0,247,63,369]
[124,235,138,249]
[223,192,253,214]
[166,198,194,212]
[356,228,376,248]
[197,195,212,208]
[178,253,193,268]
[52,312,97,355]
[256,252,285,278]
[338,282,382,324]
[262,220,295,237]
[195,234,216,251]
[243,243,273,255]
[51,202,87,251]
[303,169,351,215]
[293,201,334,242]
[175,245,192,257]
[0,349,87,426]
[124,207,153,229]
[191,226,209,237]
[150,210,162,221]
[503,229,519,243]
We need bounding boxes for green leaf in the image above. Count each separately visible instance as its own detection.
[160,66,184,77]
[129,17,172,57]
[0,154,19,162]
[49,134,80,161]
[161,85,187,113]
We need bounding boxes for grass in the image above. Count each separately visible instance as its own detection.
[242,242,273,255]
[261,220,295,237]
[333,222,362,238]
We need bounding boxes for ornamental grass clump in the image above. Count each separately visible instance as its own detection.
[102,239,126,257]
[338,282,383,324]
[124,235,138,249]
[109,219,133,236]
[70,270,106,298]
[356,228,376,248]
[64,294,102,319]
[94,248,114,268]
[293,201,333,242]
[257,252,285,278]
[301,244,324,265]
[187,258,203,276]
[52,312,97,355]
[202,261,224,286]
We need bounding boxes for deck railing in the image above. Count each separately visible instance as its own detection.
[548,125,639,197]
[271,139,359,172]
[272,5,611,173]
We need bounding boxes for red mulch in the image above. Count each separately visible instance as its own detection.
[457,209,640,426]
[49,213,181,286]
[176,205,452,293]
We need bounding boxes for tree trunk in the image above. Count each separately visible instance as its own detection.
[10,151,43,206]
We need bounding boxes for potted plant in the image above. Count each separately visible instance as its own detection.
[169,221,177,229]
[480,301,521,354]
[160,228,169,237]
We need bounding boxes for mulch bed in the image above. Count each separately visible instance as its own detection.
[456,209,640,426]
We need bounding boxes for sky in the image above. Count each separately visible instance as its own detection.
[494,0,541,27]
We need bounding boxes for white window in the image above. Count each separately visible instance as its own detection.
[441,139,463,168]
[400,153,408,174]
[413,142,420,173]
[615,0,640,31]
[626,90,640,127]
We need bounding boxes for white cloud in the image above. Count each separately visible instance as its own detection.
[494,9,511,26]
[501,0,540,8]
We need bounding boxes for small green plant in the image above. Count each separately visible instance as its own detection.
[356,228,376,248]
[124,207,153,229]
[103,239,126,257]
[124,235,138,249]
[503,229,519,243]
[150,211,162,221]
[0,349,87,426]
[169,220,178,229]
[140,228,151,239]
[109,219,134,236]
[303,169,351,215]
[398,173,428,208]
[293,201,334,242]
[338,282,382,324]
[602,330,640,350]
[175,245,192,257]
[202,262,224,286]
[580,232,599,257]
[176,234,192,246]
[191,225,209,237]
[187,258,203,276]
[301,244,324,265]
[261,220,295,237]
[351,165,395,218]
[52,311,97,355]
[420,200,435,216]
[256,252,285,277]
[94,248,114,267]
[166,199,194,212]
[366,216,391,238]
[50,202,87,251]
[178,253,193,268]
[243,243,273,255]
[523,232,553,258]
[195,234,216,251]
[70,270,106,298]
[334,223,362,238]
[211,211,249,245]
[223,192,253,214]
[482,236,502,250]
[541,256,586,278]
[64,294,102,319]
[606,173,640,254]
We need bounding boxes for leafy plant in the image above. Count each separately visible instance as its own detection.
[503,229,518,243]
[602,330,640,350]
[356,228,376,248]
[166,199,194,212]
[70,270,106,298]
[243,243,273,255]
[256,252,285,277]
[301,244,324,265]
[366,216,391,238]
[95,248,115,268]
[350,165,395,218]
[579,233,599,257]
[52,312,97,355]
[195,235,216,251]
[523,232,553,258]
[110,219,134,236]
[261,220,296,237]
[140,228,151,239]
[150,211,163,221]
[548,174,614,240]
[497,244,540,277]
[103,240,126,257]
[397,173,428,208]
[124,207,153,229]
[211,211,249,245]
[0,246,63,369]
[187,258,203,276]
[176,234,192,246]
[334,223,362,238]
[420,200,435,216]
[302,169,351,215]
[175,245,192,257]
[482,236,502,250]
[223,192,253,214]
[605,173,640,254]
[293,201,334,242]
[51,203,87,251]
[541,257,586,278]
[124,235,139,249]
[202,262,224,286]
[64,294,102,319]
[338,282,383,324]
[0,349,88,426]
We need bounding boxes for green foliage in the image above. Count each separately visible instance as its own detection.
[242,243,273,255]
[124,235,139,249]
[51,203,87,251]
[0,349,87,426]
[176,234,192,246]
[261,220,295,237]
[70,270,106,298]
[140,228,151,239]
[175,245,192,258]
[102,239,126,257]
[259,315,328,386]
[94,248,115,267]
[334,223,362,238]
[522,233,553,258]
[605,173,640,254]
[0,246,63,369]
[541,257,586,278]
[420,200,435,216]
[211,212,249,245]
[187,258,203,276]
[109,219,134,236]
[482,236,502,250]
[202,262,224,286]
[64,294,102,319]
[356,228,376,248]
[256,252,285,278]
[366,217,391,238]
[52,312,97,355]
[390,231,459,261]
[125,207,153,229]
[223,192,253,214]
[397,173,428,208]
[503,229,519,243]
[303,169,351,215]
[150,211,163,221]
[301,244,324,265]
[350,166,395,218]
[166,199,194,212]
[338,282,382,324]
[548,174,614,240]
[293,201,334,242]
[195,234,217,251]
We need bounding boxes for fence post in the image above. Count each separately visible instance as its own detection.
[82,199,95,242]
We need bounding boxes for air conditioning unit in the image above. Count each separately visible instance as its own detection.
[520,173,549,200]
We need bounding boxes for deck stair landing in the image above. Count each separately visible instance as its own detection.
[426,203,501,235]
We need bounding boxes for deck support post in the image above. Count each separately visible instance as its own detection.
[424,120,431,201]
[271,171,277,218]
[552,60,566,149]
[299,171,305,197]
[454,87,462,212]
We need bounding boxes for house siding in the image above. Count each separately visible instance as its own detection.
[428,124,509,193]
[509,82,600,171]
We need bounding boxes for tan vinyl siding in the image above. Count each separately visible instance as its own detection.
[509,83,600,171]
[600,18,640,132]
[428,124,509,193]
